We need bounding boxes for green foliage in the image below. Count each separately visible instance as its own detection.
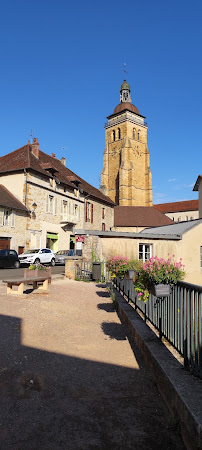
[134,255,185,302]
[28,264,49,270]
[106,256,129,279]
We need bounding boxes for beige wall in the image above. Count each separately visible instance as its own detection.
[0,173,24,203]
[165,211,198,222]
[112,226,146,232]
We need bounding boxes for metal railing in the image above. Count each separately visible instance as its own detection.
[114,277,202,379]
[75,261,109,282]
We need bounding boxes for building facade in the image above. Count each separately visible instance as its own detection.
[0,139,115,254]
[100,80,153,206]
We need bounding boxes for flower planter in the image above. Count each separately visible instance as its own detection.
[125,270,135,280]
[24,267,51,283]
[150,283,171,297]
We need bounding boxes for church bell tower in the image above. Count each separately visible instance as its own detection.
[100,80,153,206]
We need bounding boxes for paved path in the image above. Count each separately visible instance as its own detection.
[0,279,185,449]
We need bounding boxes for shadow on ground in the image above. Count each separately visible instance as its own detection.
[0,310,185,450]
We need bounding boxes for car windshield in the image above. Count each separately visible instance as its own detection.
[23,249,40,254]
[56,250,68,255]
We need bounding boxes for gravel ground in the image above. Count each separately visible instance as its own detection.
[0,279,185,449]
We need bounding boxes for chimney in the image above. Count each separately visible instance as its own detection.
[60,156,66,166]
[52,153,56,158]
[32,138,39,159]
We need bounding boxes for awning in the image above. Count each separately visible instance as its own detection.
[70,236,76,243]
[47,233,58,240]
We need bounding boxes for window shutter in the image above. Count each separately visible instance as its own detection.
[45,194,49,213]
[85,202,87,222]
[0,208,3,226]
[91,203,93,223]
[60,199,63,220]
[54,197,57,215]
[11,211,15,227]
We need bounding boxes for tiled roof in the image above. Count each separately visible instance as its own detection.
[141,219,202,236]
[114,206,174,227]
[0,185,29,212]
[0,143,115,206]
[154,200,198,213]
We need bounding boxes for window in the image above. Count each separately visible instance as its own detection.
[139,243,152,262]
[61,199,68,221]
[85,202,93,223]
[186,216,189,221]
[102,208,105,220]
[0,209,15,227]
[46,194,56,214]
[178,216,181,222]
[133,128,135,139]
[113,130,116,142]
[102,223,106,231]
[137,131,140,141]
[200,246,202,269]
[118,128,121,139]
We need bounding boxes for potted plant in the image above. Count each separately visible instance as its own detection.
[24,263,51,283]
[125,259,143,280]
[106,256,129,279]
[134,255,185,301]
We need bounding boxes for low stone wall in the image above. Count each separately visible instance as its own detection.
[65,257,85,279]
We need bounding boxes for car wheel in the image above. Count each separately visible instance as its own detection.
[14,260,20,269]
[51,258,55,267]
[34,258,40,264]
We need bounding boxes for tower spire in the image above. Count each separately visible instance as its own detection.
[120,79,132,103]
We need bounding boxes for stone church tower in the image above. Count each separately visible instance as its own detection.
[100,80,153,206]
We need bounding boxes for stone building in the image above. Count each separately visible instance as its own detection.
[0,138,115,254]
[100,80,152,206]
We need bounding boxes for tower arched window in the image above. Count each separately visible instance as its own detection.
[133,128,136,139]
[137,131,140,141]
[112,130,116,142]
[118,128,121,140]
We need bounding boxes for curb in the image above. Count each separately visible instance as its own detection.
[113,286,202,450]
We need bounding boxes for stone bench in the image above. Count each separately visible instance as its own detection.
[3,276,50,295]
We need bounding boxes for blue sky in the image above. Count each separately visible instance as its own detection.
[0,0,201,204]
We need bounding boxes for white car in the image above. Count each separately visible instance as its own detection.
[18,248,55,266]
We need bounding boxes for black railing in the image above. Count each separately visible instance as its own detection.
[114,277,202,379]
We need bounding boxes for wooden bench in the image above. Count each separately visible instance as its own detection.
[3,276,50,295]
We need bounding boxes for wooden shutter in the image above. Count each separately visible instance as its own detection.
[91,203,93,223]
[0,208,3,226]
[11,211,15,227]
[60,199,63,220]
[85,202,88,222]
[45,194,49,213]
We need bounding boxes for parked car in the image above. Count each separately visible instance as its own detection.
[55,249,75,265]
[18,248,55,266]
[0,249,20,269]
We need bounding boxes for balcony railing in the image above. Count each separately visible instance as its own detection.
[60,214,78,224]
[113,277,202,379]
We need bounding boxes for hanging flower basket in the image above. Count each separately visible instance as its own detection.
[150,283,171,297]
[125,270,135,280]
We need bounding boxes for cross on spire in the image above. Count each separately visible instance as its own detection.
[123,63,127,78]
